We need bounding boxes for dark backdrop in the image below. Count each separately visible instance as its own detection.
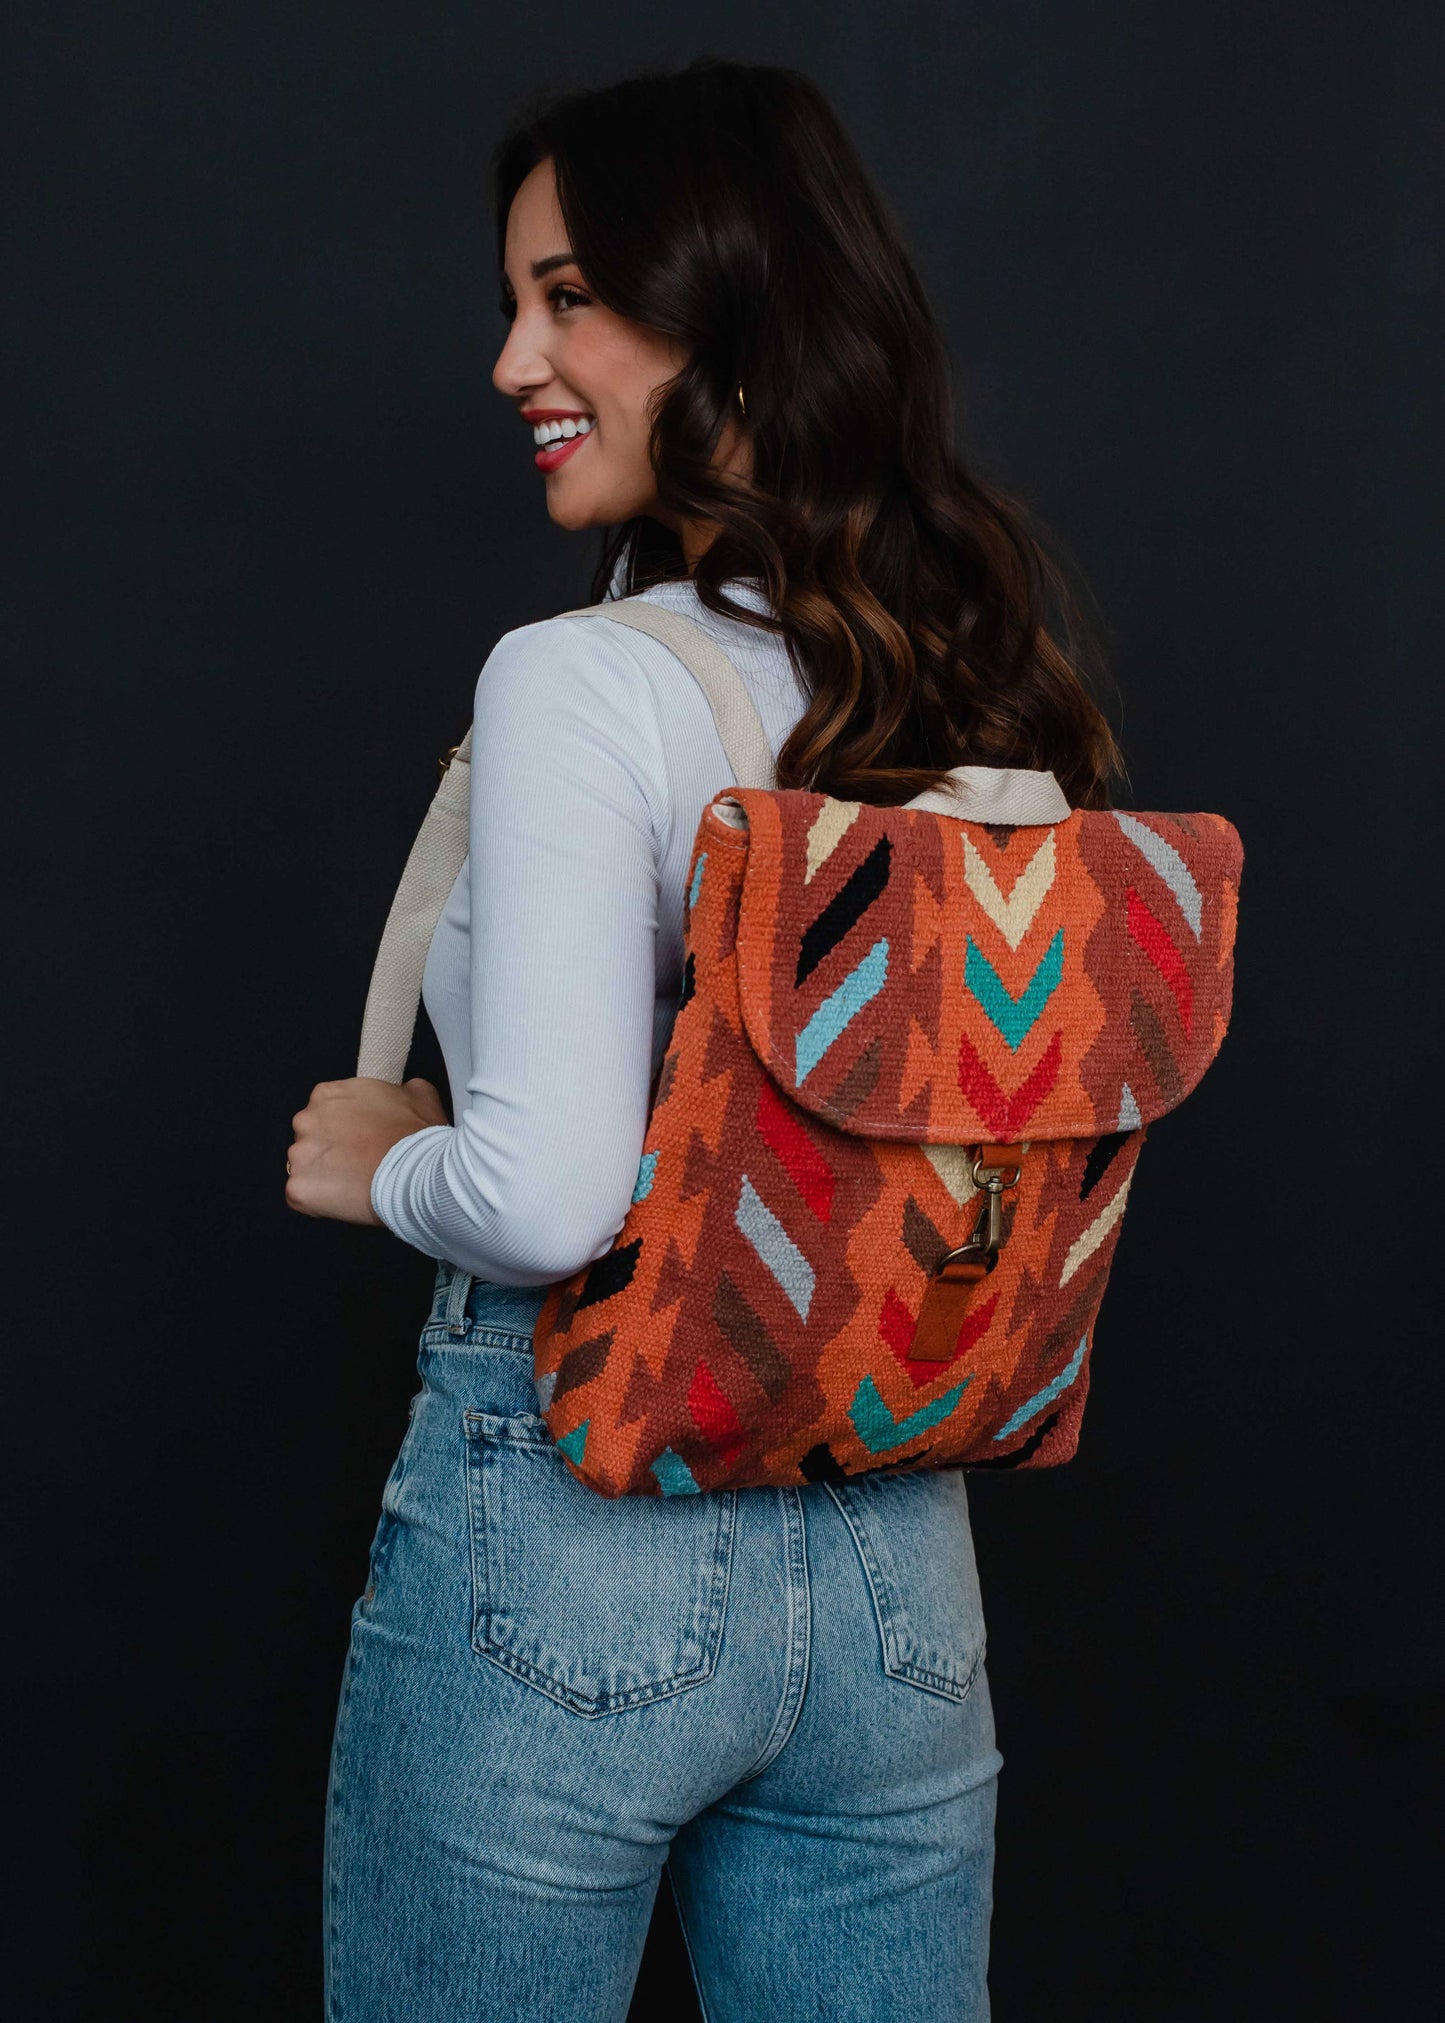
[7,4,1442,2017]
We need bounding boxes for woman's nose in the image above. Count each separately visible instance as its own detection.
[492,312,550,400]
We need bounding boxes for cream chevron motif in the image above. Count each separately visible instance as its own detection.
[1059,1174,1133,1286]
[804,798,862,883]
[963,832,1056,950]
[921,1142,980,1206]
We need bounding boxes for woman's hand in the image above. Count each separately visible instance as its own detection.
[285,1076,449,1225]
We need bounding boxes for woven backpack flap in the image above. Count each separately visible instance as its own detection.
[532,782,1242,1497]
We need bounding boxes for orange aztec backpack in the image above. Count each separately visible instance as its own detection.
[359,596,1242,1498]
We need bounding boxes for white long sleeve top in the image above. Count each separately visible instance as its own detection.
[369,576,811,1284]
[368,574,1069,1285]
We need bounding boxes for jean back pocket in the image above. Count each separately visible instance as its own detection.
[464,1410,736,1716]
[827,1468,986,1702]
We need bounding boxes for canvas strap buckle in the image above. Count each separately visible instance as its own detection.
[910,1144,1024,1364]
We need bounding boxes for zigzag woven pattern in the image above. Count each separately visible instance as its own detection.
[534,792,1242,1497]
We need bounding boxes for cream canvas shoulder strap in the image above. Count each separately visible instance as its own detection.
[582,597,778,792]
[355,595,778,1083]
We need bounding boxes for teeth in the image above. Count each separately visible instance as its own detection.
[532,416,594,445]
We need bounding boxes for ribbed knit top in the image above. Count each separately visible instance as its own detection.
[369,577,811,1284]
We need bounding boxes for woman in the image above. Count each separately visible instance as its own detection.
[288,58,1117,2022]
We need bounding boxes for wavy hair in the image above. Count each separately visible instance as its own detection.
[493,58,1120,807]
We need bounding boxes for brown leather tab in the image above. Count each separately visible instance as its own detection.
[910,1252,994,1362]
[978,1142,1023,1173]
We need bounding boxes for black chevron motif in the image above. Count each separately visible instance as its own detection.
[966,1410,1061,1468]
[1079,1130,1130,1199]
[799,1441,848,1484]
[576,1239,642,1313]
[795,836,892,986]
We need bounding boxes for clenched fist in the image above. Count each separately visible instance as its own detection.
[285,1076,449,1225]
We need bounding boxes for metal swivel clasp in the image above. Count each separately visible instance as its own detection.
[909,1144,1026,1362]
[968,1145,1024,1261]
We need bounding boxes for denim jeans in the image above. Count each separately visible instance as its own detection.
[324,1264,1001,2021]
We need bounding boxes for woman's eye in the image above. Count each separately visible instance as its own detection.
[496,284,587,324]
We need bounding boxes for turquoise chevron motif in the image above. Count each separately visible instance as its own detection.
[651,1446,701,1495]
[631,1151,659,1203]
[556,1418,590,1466]
[993,1335,1089,1440]
[848,1372,970,1454]
[964,928,1064,1051]
[687,853,708,910]
[796,937,889,1081]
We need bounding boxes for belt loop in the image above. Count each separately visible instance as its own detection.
[444,1264,475,1336]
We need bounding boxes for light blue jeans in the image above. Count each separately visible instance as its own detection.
[324,1264,1001,2020]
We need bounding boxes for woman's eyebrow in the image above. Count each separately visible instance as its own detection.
[530,251,579,279]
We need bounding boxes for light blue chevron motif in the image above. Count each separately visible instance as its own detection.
[796,937,889,1082]
[964,928,1064,1051]
[849,1373,970,1455]
[687,853,708,911]
[993,1335,1089,1441]
[1113,813,1201,937]
[735,1175,815,1318]
[651,1446,701,1496]
[556,1419,590,1466]
[632,1150,659,1203]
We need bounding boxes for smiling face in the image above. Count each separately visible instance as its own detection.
[493,158,690,535]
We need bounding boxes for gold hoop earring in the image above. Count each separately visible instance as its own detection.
[737,384,747,416]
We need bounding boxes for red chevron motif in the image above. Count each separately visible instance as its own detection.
[957,1029,1063,1136]
[879,1283,1001,1386]
[688,1358,746,1455]
[878,1286,916,1360]
[756,1076,835,1220]
[1126,887,1193,1035]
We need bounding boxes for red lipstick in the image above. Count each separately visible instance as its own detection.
[534,431,591,473]
[522,409,596,474]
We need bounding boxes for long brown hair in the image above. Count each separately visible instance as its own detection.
[494,58,1120,808]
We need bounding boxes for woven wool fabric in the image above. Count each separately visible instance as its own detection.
[533,790,1242,1497]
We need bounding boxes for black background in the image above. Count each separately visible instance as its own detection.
[7,4,1442,2017]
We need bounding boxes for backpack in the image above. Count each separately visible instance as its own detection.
[359,596,1242,1498]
